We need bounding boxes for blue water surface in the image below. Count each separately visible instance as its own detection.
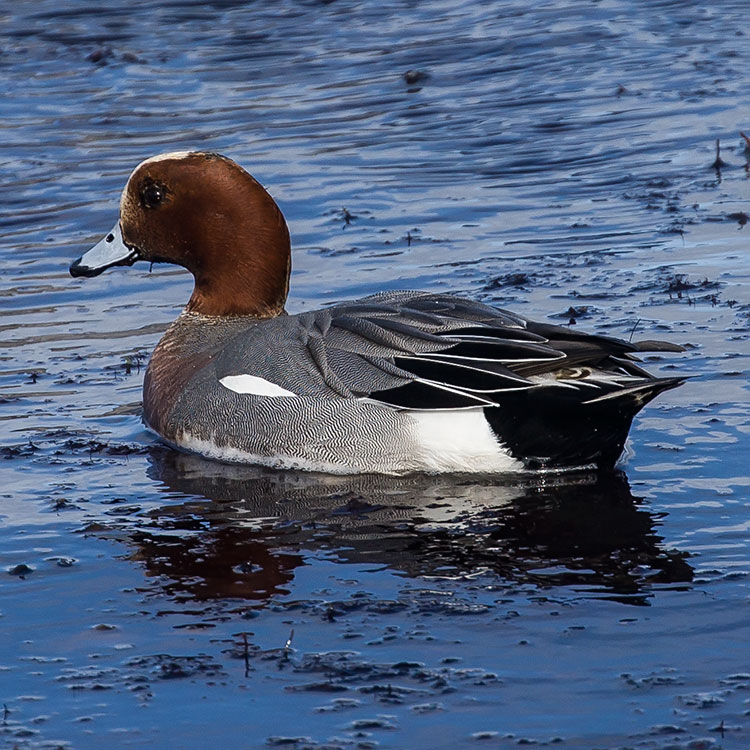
[1,1,749,748]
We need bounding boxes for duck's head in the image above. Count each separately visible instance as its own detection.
[70,152,291,317]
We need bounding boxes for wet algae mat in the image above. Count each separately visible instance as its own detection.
[2,1,750,748]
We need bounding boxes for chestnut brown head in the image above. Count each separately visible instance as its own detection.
[71,152,292,318]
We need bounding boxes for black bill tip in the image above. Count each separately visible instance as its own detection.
[70,256,106,278]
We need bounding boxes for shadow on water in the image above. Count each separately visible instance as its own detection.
[115,451,695,607]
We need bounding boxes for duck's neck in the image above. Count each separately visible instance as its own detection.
[186,246,291,318]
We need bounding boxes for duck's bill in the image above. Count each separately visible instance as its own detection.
[69,223,140,278]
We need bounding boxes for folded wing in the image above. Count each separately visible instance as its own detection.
[214,291,684,413]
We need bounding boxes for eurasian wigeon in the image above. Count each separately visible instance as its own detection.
[70,151,685,474]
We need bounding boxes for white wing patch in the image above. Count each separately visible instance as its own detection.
[219,374,296,397]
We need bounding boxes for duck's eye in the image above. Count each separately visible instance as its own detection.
[141,182,166,209]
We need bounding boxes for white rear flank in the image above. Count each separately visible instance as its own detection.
[408,408,522,473]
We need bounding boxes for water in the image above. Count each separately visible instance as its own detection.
[2,0,749,747]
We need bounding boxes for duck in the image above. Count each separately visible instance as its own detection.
[69,151,685,475]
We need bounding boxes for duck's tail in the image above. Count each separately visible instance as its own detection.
[581,375,686,406]
[484,375,686,472]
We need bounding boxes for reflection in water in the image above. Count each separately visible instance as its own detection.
[126,451,693,606]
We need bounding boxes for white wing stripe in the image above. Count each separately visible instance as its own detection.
[220,374,296,397]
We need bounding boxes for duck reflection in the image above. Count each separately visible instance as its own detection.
[132,450,692,605]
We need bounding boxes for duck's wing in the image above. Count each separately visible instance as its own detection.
[214,292,683,410]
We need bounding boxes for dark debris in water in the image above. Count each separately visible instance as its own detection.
[123,653,225,683]
[483,272,535,290]
[664,274,721,297]
[1,432,150,466]
[725,211,749,227]
[47,653,224,702]
[1,441,39,459]
[403,69,429,85]
[45,496,82,512]
[8,563,34,577]
[230,646,501,703]
[630,270,731,308]
[551,305,596,324]
[62,437,149,456]
[710,138,728,171]
[85,46,144,65]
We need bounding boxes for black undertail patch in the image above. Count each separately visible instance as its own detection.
[483,377,685,471]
